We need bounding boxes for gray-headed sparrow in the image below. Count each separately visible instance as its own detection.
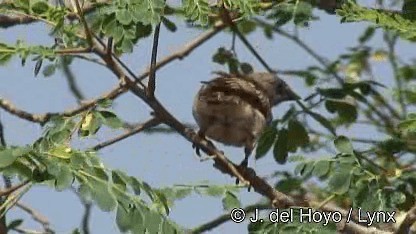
[192,72,299,167]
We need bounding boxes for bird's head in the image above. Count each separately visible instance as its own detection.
[247,72,300,106]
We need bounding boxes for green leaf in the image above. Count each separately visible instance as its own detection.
[274,128,288,164]
[116,9,133,25]
[47,145,73,159]
[116,205,134,232]
[55,164,73,191]
[97,111,123,129]
[325,99,358,123]
[79,112,101,137]
[183,0,209,25]
[240,62,253,74]
[154,190,170,215]
[129,177,142,195]
[294,162,306,175]
[359,26,376,43]
[222,191,241,211]
[287,120,309,152]
[97,99,113,108]
[112,170,128,191]
[398,113,416,133]
[402,0,416,21]
[42,64,56,77]
[203,185,225,197]
[71,229,81,234]
[78,183,93,203]
[141,181,155,201]
[334,136,354,154]
[93,166,109,181]
[92,180,117,211]
[31,1,49,14]
[337,1,416,41]
[305,110,336,135]
[34,59,43,77]
[255,126,277,159]
[301,161,315,177]
[237,20,257,34]
[293,2,313,26]
[143,208,163,233]
[0,148,27,168]
[312,160,330,177]
[161,17,177,32]
[7,219,23,230]
[328,164,353,195]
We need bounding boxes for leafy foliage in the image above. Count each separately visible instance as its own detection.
[0,111,181,233]
[337,1,416,41]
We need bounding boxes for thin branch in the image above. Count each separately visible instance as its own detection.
[136,22,226,82]
[0,1,111,28]
[61,57,85,103]
[385,32,405,117]
[254,18,344,85]
[16,202,53,234]
[191,203,271,233]
[106,37,113,57]
[147,22,162,98]
[81,203,91,234]
[92,118,161,150]
[0,115,5,147]
[221,9,274,73]
[73,0,93,47]
[55,48,92,54]
[0,25,224,125]
[0,181,29,197]
[72,55,107,67]
[11,227,45,234]
[0,116,8,234]
[0,99,50,123]
[93,35,147,89]
[0,84,125,124]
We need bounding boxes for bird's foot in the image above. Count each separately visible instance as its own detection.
[192,139,217,157]
[235,158,252,191]
[192,142,201,157]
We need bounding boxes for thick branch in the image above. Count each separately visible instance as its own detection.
[16,202,53,234]
[0,181,29,197]
[395,205,416,234]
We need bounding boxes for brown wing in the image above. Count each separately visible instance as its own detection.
[197,77,271,120]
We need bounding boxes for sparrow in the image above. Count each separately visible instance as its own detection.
[192,71,299,167]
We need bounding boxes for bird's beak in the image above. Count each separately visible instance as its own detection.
[287,88,301,101]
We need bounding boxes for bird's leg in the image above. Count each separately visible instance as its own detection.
[240,147,252,168]
[192,130,205,157]
[235,144,254,187]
